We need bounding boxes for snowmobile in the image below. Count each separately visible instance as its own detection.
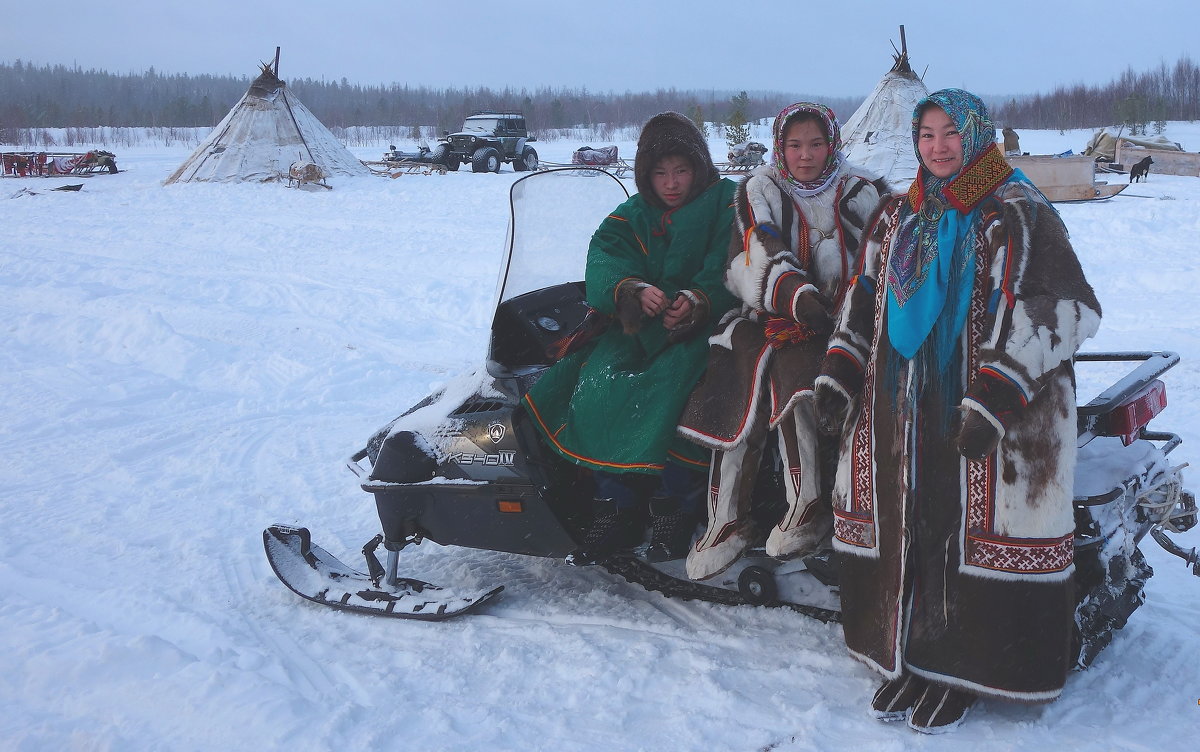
[264,168,1198,665]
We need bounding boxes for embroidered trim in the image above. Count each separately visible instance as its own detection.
[834,511,876,548]
[964,532,1074,574]
[847,224,895,528]
[905,178,923,212]
[944,144,1013,213]
[965,235,994,533]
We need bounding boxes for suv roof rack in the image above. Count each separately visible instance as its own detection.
[468,110,523,117]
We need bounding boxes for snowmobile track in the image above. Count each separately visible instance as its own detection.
[600,555,841,623]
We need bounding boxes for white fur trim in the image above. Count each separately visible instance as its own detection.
[677,341,772,451]
[906,664,1063,703]
[814,374,852,404]
[762,262,805,314]
[724,234,768,307]
[788,283,820,321]
[990,378,1079,539]
[767,388,813,430]
[743,172,787,228]
[706,312,744,350]
[846,646,903,682]
[831,530,880,558]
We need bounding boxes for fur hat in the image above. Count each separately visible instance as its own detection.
[634,112,720,210]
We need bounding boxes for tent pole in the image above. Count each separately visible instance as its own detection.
[274,47,280,77]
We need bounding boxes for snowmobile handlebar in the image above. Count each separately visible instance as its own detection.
[347,448,370,479]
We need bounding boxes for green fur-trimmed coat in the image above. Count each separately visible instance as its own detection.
[522,178,738,474]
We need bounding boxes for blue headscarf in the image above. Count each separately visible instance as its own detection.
[885,89,1018,369]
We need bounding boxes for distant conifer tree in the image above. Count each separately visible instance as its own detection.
[725,91,751,148]
[687,104,708,137]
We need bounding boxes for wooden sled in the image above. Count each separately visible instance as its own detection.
[1008,154,1129,202]
[362,160,448,177]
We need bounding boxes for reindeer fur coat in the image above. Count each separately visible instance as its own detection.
[679,163,886,449]
[816,182,1101,701]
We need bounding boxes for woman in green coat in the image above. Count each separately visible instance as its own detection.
[523,112,737,563]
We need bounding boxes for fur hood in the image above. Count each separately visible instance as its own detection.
[634,112,720,210]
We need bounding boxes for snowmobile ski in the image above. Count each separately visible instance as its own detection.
[263,524,503,620]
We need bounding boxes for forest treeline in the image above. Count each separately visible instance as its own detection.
[1,56,1196,143]
[0,59,856,138]
[991,57,1199,132]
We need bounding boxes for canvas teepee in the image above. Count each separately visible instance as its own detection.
[165,54,370,185]
[841,28,929,190]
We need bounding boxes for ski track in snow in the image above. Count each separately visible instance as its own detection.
[2,128,1199,751]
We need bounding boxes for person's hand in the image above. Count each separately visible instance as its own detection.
[814,382,850,435]
[957,408,1002,459]
[663,294,694,329]
[639,286,669,317]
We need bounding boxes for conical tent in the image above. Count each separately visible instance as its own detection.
[840,42,928,190]
[165,62,370,185]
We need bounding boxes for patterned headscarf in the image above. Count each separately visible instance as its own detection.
[772,102,844,200]
[883,89,1019,406]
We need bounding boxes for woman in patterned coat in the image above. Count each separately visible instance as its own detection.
[678,103,886,579]
[814,89,1101,733]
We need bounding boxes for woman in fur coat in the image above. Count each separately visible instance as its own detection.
[678,103,887,579]
[814,89,1101,733]
[522,112,739,564]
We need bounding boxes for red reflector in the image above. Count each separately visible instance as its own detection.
[1108,380,1167,445]
[497,500,523,514]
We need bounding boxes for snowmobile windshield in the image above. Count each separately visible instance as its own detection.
[493,167,630,306]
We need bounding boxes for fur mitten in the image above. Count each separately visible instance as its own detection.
[814,381,850,436]
[793,290,834,336]
[957,406,1003,459]
[615,279,650,334]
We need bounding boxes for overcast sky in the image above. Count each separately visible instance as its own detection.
[4,0,1197,100]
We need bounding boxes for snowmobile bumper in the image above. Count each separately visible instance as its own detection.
[350,449,579,558]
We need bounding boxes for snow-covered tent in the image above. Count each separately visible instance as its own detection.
[165,61,370,185]
[840,40,928,190]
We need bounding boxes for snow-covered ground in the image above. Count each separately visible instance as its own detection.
[3,125,1199,752]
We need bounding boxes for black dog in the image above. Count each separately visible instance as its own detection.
[1129,156,1154,183]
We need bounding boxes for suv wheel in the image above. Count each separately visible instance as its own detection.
[512,146,539,172]
[472,147,501,173]
[432,144,459,171]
